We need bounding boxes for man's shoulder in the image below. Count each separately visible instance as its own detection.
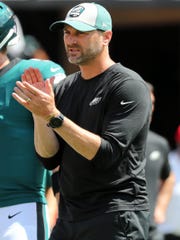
[63,71,80,83]
[115,62,144,82]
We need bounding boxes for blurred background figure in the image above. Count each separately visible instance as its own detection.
[158,125,180,240]
[145,82,175,240]
[23,34,50,60]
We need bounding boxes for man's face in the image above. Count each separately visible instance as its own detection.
[63,25,105,65]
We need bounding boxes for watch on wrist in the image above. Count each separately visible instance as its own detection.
[47,114,64,128]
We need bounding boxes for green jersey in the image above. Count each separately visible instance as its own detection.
[0,58,65,207]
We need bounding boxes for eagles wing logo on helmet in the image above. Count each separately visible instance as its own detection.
[0,2,17,50]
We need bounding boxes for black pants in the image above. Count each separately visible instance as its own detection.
[49,210,150,240]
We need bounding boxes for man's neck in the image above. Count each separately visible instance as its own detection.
[80,58,115,80]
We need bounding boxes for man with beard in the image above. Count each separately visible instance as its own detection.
[13,2,151,240]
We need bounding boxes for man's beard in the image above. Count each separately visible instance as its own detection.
[66,43,103,65]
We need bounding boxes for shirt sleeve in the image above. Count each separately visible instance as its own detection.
[37,134,65,170]
[36,150,61,170]
[91,79,151,170]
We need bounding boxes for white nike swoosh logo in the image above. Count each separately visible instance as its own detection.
[50,67,60,72]
[120,100,134,105]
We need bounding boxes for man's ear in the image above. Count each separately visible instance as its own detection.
[103,30,112,46]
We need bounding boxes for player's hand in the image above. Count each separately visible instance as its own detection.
[22,67,54,93]
[12,74,58,120]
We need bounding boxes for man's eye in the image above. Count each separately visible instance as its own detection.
[77,31,87,36]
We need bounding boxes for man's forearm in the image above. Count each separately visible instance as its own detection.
[33,115,60,157]
[54,116,101,160]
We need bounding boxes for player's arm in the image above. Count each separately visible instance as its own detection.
[154,171,175,224]
[33,115,60,158]
[46,186,58,230]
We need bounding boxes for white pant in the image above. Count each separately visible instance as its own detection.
[0,202,50,240]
